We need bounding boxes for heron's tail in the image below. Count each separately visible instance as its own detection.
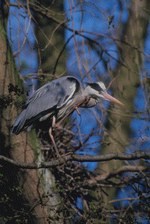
[11,110,26,135]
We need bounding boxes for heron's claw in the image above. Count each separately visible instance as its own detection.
[75,106,80,115]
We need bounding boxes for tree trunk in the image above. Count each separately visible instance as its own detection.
[96,0,150,212]
[34,0,66,86]
[0,20,62,224]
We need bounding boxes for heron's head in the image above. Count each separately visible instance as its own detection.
[86,81,123,106]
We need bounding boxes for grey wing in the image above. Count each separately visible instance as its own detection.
[11,76,81,134]
[25,76,81,120]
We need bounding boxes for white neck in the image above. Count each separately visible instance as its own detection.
[83,85,103,99]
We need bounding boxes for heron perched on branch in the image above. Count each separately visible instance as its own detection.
[11,76,123,135]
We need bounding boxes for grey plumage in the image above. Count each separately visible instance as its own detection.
[11,76,123,135]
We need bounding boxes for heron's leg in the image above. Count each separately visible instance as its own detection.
[49,116,60,157]
[52,115,56,127]
[49,127,60,158]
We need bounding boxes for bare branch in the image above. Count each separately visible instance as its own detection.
[1,151,150,169]
[88,165,148,183]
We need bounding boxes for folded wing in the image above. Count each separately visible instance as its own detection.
[11,76,81,134]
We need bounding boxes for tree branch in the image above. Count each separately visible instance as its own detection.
[10,2,149,73]
[88,165,148,183]
[0,151,150,169]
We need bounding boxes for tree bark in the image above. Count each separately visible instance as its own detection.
[0,20,62,224]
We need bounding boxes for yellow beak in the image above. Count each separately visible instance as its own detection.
[102,92,124,106]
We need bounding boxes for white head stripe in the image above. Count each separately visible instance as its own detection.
[97,82,106,91]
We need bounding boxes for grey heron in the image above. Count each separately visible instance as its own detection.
[11,76,123,135]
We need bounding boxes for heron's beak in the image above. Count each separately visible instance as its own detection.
[102,92,124,106]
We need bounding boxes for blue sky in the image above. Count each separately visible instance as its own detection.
[7,0,150,170]
[63,2,150,219]
[8,0,150,166]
